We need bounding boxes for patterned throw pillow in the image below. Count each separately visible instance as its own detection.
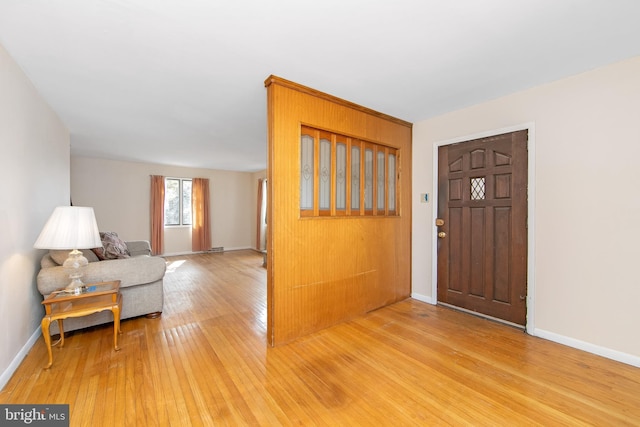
[92,231,131,260]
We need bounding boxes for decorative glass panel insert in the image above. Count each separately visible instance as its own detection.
[364,148,373,210]
[319,138,331,210]
[336,143,346,210]
[470,177,486,201]
[351,145,360,210]
[300,125,399,217]
[388,153,396,211]
[377,151,385,210]
[300,134,314,210]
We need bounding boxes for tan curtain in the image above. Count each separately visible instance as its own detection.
[150,175,165,255]
[192,178,211,252]
[256,178,265,250]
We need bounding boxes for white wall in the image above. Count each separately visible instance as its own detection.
[0,44,70,388]
[71,157,256,254]
[412,56,640,365]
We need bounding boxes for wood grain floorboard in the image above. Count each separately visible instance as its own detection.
[1,250,639,426]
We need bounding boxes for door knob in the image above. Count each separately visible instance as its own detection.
[438,231,446,238]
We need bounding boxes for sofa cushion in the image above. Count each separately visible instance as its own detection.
[49,248,100,265]
[92,231,131,260]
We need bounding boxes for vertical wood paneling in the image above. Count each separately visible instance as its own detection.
[470,207,485,297]
[449,207,462,292]
[494,206,512,303]
[265,76,412,345]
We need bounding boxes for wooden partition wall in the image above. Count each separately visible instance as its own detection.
[265,76,412,345]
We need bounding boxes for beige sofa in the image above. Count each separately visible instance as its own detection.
[37,240,166,335]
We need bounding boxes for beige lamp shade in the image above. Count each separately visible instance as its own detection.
[34,206,102,250]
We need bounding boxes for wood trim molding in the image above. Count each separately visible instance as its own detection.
[264,75,413,129]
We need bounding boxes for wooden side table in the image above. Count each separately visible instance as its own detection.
[41,280,123,369]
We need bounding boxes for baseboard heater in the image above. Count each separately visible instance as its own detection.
[209,247,224,252]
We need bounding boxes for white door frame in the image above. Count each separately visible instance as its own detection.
[431,122,536,333]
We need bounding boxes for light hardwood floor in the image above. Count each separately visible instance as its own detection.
[2,250,639,426]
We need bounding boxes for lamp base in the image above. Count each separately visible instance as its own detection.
[62,249,89,294]
[65,278,85,295]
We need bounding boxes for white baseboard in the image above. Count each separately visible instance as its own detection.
[408,296,639,368]
[162,246,253,257]
[0,327,41,392]
[531,328,640,368]
[411,293,436,305]
[221,246,253,252]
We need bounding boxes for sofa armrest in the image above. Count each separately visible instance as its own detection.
[37,255,166,296]
[126,240,152,257]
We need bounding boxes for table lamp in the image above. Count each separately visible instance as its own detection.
[34,206,102,293]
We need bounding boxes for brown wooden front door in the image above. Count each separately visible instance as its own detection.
[437,130,528,325]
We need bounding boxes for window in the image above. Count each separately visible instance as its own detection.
[470,177,486,201]
[165,178,192,226]
[300,126,399,217]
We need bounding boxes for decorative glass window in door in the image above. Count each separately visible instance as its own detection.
[300,125,399,217]
[470,177,486,201]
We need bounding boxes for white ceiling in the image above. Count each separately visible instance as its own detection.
[1,1,639,172]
